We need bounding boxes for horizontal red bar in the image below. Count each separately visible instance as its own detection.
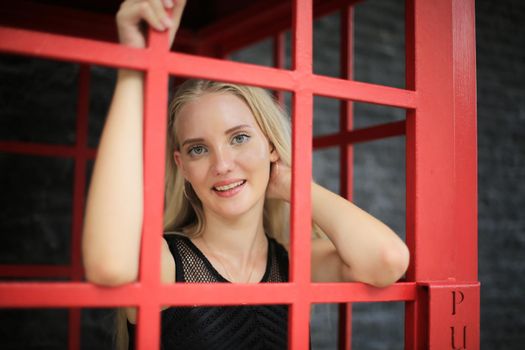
[311,75,416,108]
[166,52,296,91]
[309,282,416,303]
[159,283,296,306]
[0,141,96,158]
[0,26,149,70]
[0,27,417,109]
[0,282,415,308]
[313,120,406,148]
[0,282,143,308]
[0,265,71,278]
[167,54,416,108]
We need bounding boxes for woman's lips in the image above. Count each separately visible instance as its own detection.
[212,180,246,197]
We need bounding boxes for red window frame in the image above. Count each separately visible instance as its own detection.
[0,0,479,349]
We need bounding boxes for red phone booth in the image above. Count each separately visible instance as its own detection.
[0,0,479,348]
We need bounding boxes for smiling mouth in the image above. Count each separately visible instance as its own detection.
[213,180,246,192]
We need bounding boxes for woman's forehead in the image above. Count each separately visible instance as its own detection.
[175,92,260,137]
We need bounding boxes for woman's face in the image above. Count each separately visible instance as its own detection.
[173,92,279,221]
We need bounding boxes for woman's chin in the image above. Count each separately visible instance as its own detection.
[207,196,265,222]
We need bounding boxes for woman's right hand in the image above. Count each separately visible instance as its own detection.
[116,0,187,49]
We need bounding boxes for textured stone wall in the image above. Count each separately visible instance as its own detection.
[0,0,523,349]
[475,0,525,348]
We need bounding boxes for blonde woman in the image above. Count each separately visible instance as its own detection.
[81,0,410,349]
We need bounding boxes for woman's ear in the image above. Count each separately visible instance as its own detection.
[173,150,187,178]
[269,143,280,162]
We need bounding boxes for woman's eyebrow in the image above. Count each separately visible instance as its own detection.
[225,124,252,134]
[181,125,253,147]
[181,137,204,148]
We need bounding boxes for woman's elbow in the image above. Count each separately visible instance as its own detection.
[371,242,410,288]
[84,259,137,287]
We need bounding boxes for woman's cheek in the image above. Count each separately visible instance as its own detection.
[238,146,272,185]
[239,142,271,164]
[185,160,208,182]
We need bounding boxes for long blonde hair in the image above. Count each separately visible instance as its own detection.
[115,80,292,349]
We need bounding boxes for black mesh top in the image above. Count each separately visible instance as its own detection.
[127,233,289,350]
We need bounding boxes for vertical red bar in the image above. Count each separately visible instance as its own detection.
[451,0,477,284]
[273,32,286,105]
[405,0,478,348]
[426,283,480,349]
[68,64,90,350]
[404,0,417,347]
[338,5,354,350]
[290,0,313,349]
[136,28,169,350]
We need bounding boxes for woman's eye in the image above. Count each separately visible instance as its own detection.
[188,145,206,156]
[232,134,250,145]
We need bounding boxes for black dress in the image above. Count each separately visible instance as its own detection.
[127,233,289,350]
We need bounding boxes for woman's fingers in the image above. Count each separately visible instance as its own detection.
[147,0,173,29]
[117,0,182,48]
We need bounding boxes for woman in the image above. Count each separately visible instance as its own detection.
[81,0,410,349]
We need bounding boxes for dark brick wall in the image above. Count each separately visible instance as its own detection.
[0,0,523,349]
[476,0,525,348]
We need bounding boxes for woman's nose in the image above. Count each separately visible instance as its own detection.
[212,147,234,175]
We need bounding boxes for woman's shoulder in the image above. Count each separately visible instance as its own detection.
[164,231,187,238]
[268,236,286,250]
[267,235,289,257]
[163,231,190,245]
[267,236,289,265]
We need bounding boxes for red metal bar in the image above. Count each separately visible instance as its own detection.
[451,0,478,283]
[404,0,417,346]
[67,63,91,350]
[0,27,149,70]
[0,141,96,159]
[0,282,417,308]
[339,4,355,202]
[309,282,415,303]
[273,32,286,105]
[338,4,354,349]
[134,27,170,350]
[313,121,405,149]
[424,282,480,349]
[168,51,297,90]
[405,0,478,348]
[310,74,415,108]
[0,26,417,109]
[68,308,81,350]
[290,0,313,348]
[0,265,71,278]
[163,284,299,305]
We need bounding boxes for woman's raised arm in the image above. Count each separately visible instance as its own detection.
[267,161,410,287]
[82,0,185,286]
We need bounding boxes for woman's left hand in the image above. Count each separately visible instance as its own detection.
[266,161,292,202]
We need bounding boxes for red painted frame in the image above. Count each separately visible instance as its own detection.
[0,0,478,349]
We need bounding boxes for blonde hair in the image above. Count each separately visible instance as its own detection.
[164,79,292,243]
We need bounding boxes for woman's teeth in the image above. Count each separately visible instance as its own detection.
[214,180,245,192]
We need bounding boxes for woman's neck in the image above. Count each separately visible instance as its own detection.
[197,206,267,266]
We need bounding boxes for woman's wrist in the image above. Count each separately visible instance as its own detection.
[117,69,144,80]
